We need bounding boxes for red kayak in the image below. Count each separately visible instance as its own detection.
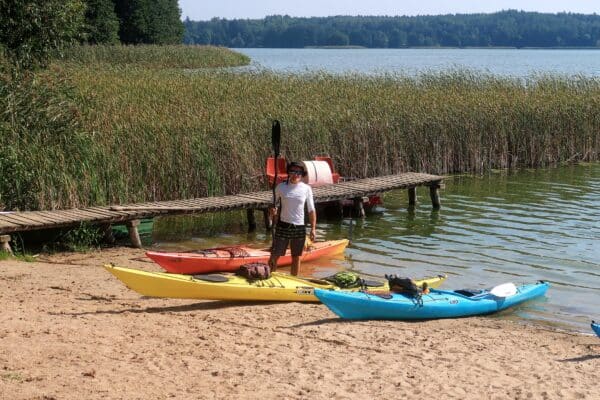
[146,239,349,274]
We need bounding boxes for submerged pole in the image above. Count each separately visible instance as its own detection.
[247,209,257,232]
[353,197,366,218]
[262,209,273,230]
[408,187,417,206]
[429,184,441,209]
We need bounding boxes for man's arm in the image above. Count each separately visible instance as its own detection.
[308,210,316,241]
[305,185,316,240]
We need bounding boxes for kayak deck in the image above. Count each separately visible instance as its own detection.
[146,239,349,274]
[315,281,549,319]
[105,264,447,302]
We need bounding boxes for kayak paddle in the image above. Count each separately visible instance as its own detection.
[271,120,281,206]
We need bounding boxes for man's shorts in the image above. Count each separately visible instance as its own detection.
[271,221,306,257]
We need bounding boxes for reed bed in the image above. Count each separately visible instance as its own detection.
[3,59,600,210]
[58,44,250,69]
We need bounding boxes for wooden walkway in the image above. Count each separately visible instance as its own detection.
[0,172,443,251]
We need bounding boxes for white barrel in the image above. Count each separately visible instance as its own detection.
[301,160,333,187]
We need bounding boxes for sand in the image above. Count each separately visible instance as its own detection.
[1,247,599,400]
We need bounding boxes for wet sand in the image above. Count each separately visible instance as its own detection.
[1,247,599,399]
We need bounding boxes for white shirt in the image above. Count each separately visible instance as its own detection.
[275,181,315,225]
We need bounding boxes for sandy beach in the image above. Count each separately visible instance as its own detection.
[1,247,599,400]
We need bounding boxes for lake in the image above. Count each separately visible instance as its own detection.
[233,48,600,77]
[150,49,599,333]
[150,163,600,333]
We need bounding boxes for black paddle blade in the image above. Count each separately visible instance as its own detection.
[271,120,281,156]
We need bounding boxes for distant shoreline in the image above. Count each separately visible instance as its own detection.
[248,46,600,50]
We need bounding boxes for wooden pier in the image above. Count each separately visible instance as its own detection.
[0,172,443,250]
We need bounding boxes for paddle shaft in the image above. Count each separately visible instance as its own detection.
[271,120,281,216]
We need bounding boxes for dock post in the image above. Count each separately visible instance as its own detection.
[429,184,441,209]
[353,197,366,218]
[263,209,273,230]
[0,235,12,255]
[408,187,417,206]
[247,209,257,232]
[126,220,142,248]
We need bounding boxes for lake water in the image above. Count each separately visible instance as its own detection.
[233,48,600,77]
[150,163,600,333]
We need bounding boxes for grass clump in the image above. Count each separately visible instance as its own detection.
[59,222,103,252]
[60,66,599,208]
[0,56,102,211]
[1,371,24,382]
[58,44,250,69]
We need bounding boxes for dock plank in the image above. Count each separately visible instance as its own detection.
[0,172,443,235]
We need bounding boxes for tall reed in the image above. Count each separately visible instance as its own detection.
[58,44,250,69]
[3,57,600,210]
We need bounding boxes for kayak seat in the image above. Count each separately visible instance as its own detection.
[454,289,486,297]
[192,274,229,283]
[189,246,250,258]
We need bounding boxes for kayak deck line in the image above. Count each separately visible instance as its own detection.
[103,264,448,302]
[0,173,443,250]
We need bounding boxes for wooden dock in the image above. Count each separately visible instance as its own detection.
[0,172,443,251]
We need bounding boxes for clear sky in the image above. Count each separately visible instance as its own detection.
[179,0,599,21]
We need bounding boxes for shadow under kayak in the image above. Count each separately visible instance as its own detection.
[315,281,549,320]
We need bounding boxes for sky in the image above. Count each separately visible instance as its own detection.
[179,0,599,21]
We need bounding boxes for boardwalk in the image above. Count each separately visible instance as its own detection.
[0,173,443,251]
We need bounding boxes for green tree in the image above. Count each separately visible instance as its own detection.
[182,12,600,49]
[84,0,120,44]
[326,31,349,46]
[0,0,85,68]
[115,0,184,44]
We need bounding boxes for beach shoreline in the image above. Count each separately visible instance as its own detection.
[1,247,598,399]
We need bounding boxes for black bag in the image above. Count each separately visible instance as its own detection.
[386,275,421,297]
[237,263,271,280]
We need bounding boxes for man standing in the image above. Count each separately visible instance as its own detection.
[269,162,316,276]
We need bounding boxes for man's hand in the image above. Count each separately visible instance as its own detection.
[309,227,316,242]
[269,207,278,218]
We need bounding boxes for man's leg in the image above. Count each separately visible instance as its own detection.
[269,254,280,272]
[289,235,306,276]
[290,256,300,276]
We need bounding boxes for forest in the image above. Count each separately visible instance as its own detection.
[183,10,600,48]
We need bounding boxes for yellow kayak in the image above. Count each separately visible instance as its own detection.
[104,264,446,302]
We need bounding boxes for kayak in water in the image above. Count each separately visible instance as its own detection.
[592,321,600,338]
[315,281,549,320]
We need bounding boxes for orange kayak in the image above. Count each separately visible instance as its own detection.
[146,239,349,274]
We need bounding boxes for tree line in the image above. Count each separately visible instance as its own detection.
[85,0,183,45]
[0,0,183,69]
[183,10,600,48]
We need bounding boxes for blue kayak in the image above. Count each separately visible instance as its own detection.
[592,321,600,338]
[314,281,549,320]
